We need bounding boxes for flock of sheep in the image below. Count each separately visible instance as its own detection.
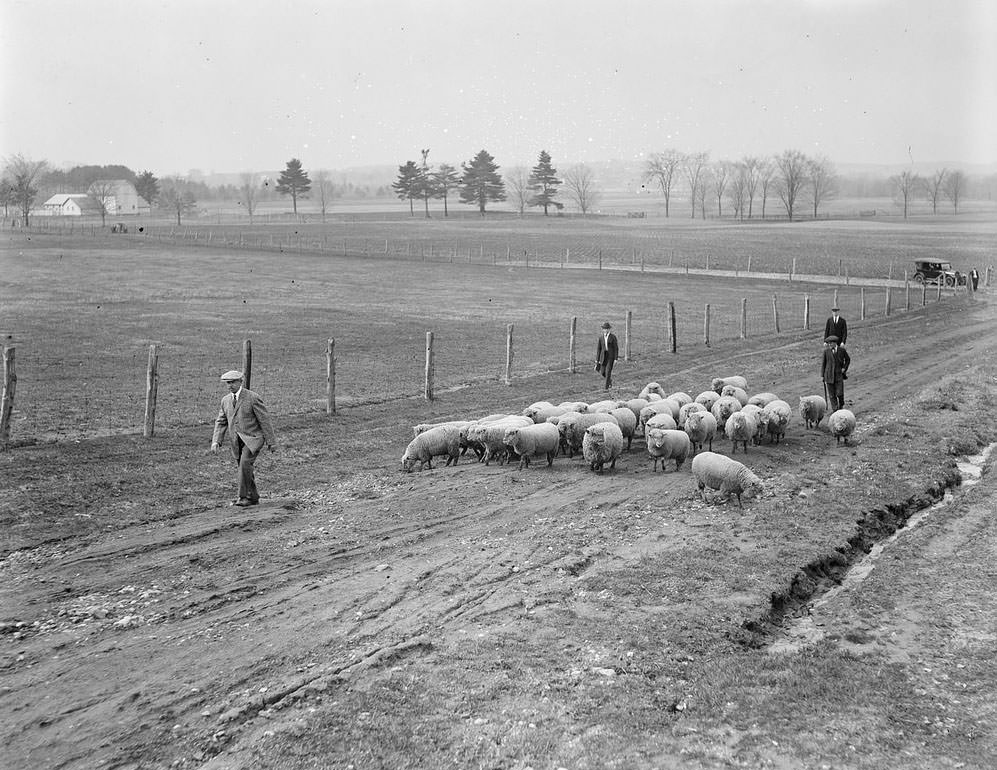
[401,376,857,507]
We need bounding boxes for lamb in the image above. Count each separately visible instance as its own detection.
[560,412,620,458]
[711,395,742,430]
[644,413,678,433]
[725,410,758,454]
[798,395,828,429]
[582,422,625,473]
[711,375,748,394]
[694,390,721,411]
[402,425,461,471]
[691,451,765,507]
[466,416,533,465]
[646,428,692,472]
[747,392,780,408]
[609,407,639,450]
[683,411,717,454]
[503,422,561,469]
[666,391,693,408]
[721,385,749,406]
[828,409,857,445]
[762,399,793,444]
[638,382,667,401]
[678,401,706,428]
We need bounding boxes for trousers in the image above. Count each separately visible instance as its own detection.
[236,437,261,502]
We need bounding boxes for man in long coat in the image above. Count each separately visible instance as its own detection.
[211,370,277,506]
[821,336,851,412]
[595,322,619,390]
[824,306,847,347]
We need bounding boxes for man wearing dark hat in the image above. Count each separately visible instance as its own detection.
[824,305,847,347]
[211,370,277,507]
[595,321,619,390]
[821,336,850,413]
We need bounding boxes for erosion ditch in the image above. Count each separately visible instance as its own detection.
[736,463,965,649]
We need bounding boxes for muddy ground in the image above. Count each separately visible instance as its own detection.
[2,288,996,769]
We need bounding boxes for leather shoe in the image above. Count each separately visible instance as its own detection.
[233,498,253,507]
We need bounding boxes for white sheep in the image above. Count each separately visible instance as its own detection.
[466,416,533,465]
[747,392,780,408]
[609,407,639,450]
[740,404,769,445]
[678,401,706,428]
[684,411,717,454]
[402,425,461,471]
[588,399,623,414]
[638,382,667,401]
[828,409,857,445]
[639,401,678,434]
[799,395,828,429]
[725,410,758,454]
[646,428,692,472]
[691,451,764,507]
[561,412,620,458]
[412,420,473,439]
[557,401,589,413]
[623,397,650,424]
[666,391,693,408]
[712,375,748,394]
[582,422,625,473]
[524,400,555,414]
[645,413,678,433]
[503,422,561,469]
[711,395,742,429]
[721,385,749,406]
[526,404,576,424]
[762,400,793,444]
[694,390,721,411]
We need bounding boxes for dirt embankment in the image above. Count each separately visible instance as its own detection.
[2,291,996,769]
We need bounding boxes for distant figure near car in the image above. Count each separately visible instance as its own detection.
[824,306,847,347]
[970,268,979,291]
[595,322,619,390]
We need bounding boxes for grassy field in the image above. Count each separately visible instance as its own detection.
[0,214,979,444]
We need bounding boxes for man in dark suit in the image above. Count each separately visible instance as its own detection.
[824,306,847,347]
[821,336,851,412]
[211,370,277,506]
[595,321,619,390]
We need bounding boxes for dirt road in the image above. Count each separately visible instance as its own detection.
[2,288,995,769]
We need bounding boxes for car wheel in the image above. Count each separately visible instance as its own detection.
[945,275,955,287]
[913,274,925,284]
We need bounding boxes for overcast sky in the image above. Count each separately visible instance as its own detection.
[2,0,994,176]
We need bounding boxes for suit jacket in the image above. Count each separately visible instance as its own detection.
[824,315,847,345]
[596,333,619,367]
[212,388,276,458]
[821,346,850,383]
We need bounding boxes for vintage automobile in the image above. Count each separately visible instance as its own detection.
[912,260,966,286]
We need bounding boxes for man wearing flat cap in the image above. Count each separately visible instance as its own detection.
[595,321,619,390]
[211,370,277,507]
[821,336,851,413]
[824,305,847,348]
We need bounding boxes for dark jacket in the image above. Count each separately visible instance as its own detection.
[821,345,850,383]
[596,333,619,369]
[824,315,848,345]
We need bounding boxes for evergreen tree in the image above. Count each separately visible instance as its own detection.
[135,170,160,210]
[527,150,562,215]
[432,164,460,217]
[276,158,311,214]
[459,149,506,215]
[392,161,421,215]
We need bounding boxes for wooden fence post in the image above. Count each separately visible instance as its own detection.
[569,316,577,373]
[505,324,514,385]
[242,339,253,391]
[986,266,993,287]
[740,298,747,339]
[327,339,337,414]
[833,288,839,308]
[668,302,677,353]
[922,281,927,306]
[599,250,603,270]
[705,254,710,271]
[803,294,811,330]
[424,332,434,401]
[905,273,910,311]
[845,265,850,285]
[884,287,892,317]
[772,294,780,333]
[624,310,632,361]
[143,344,159,438]
[703,304,711,346]
[860,288,866,321]
[791,257,796,281]
[936,278,942,301]
[0,346,16,450]
[747,255,752,273]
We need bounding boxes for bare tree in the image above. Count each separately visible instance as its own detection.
[775,149,809,221]
[562,164,601,214]
[311,170,334,222]
[159,177,197,225]
[4,154,49,226]
[944,170,966,214]
[504,166,531,215]
[890,170,920,219]
[643,149,682,217]
[922,168,947,214]
[741,156,762,218]
[682,152,709,219]
[728,162,748,220]
[712,161,731,217]
[87,179,118,227]
[239,172,261,224]
[806,155,837,219]
[758,158,776,218]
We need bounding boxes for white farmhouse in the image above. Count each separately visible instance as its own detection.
[88,179,143,216]
[40,194,103,216]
